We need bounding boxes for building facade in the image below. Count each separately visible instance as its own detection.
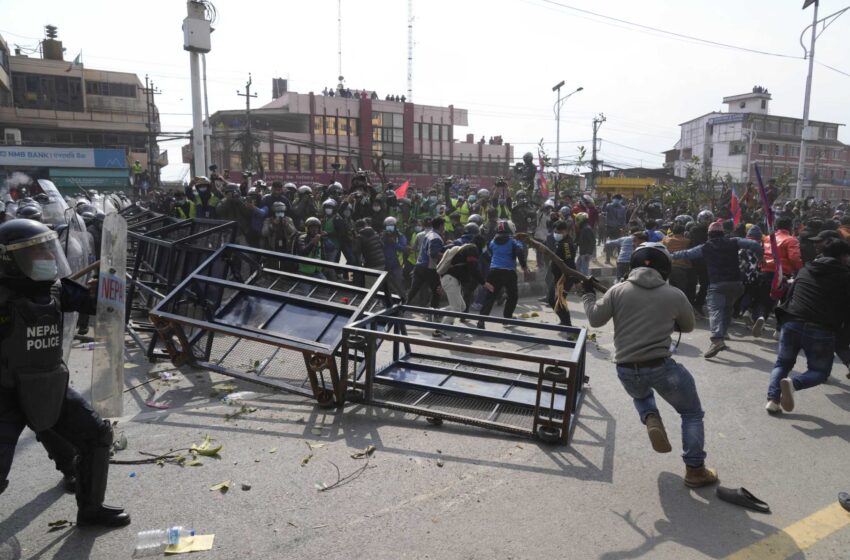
[0,29,159,192]
[200,86,513,189]
[669,87,850,200]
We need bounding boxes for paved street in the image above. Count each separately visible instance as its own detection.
[1,296,849,560]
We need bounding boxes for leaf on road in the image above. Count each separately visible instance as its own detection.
[191,435,223,457]
[48,519,72,531]
[305,442,325,451]
[211,382,237,396]
[350,445,376,459]
[301,453,314,467]
[269,447,278,454]
[209,480,231,493]
[314,482,328,491]
[185,459,203,467]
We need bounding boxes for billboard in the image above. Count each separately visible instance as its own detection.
[0,147,127,169]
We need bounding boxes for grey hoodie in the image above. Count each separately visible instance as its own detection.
[582,267,695,363]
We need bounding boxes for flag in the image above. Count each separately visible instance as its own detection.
[65,51,82,72]
[394,180,409,199]
[753,164,785,299]
[537,151,549,198]
[730,186,741,226]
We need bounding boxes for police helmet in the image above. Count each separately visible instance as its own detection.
[697,210,714,224]
[477,188,490,200]
[515,191,528,202]
[322,198,337,210]
[543,199,555,209]
[298,185,313,196]
[224,183,240,195]
[284,182,297,192]
[16,204,43,222]
[383,216,397,228]
[272,201,287,216]
[629,242,672,281]
[305,216,321,229]
[463,222,480,236]
[467,214,483,225]
[674,214,693,225]
[0,219,72,281]
[559,206,572,218]
[582,194,594,206]
[327,182,344,199]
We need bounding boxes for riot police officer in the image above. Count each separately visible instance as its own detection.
[0,219,130,527]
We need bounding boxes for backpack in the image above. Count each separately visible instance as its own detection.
[436,243,471,276]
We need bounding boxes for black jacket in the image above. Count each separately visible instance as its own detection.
[776,256,850,332]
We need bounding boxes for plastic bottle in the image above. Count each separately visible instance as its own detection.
[134,527,195,556]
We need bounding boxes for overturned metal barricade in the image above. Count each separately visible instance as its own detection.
[126,218,238,358]
[340,307,588,444]
[149,245,396,406]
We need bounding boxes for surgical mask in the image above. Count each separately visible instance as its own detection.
[325,208,334,216]
[386,225,395,232]
[553,233,564,242]
[372,204,381,212]
[275,212,286,219]
[31,260,58,281]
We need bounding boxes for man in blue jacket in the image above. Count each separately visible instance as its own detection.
[406,217,446,310]
[671,220,763,358]
[476,220,528,329]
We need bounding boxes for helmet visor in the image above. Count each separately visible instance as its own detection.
[7,231,72,281]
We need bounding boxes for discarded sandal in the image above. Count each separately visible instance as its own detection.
[716,486,770,513]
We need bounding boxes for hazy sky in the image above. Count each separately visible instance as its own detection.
[3,0,849,171]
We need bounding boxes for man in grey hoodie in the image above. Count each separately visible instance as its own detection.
[582,242,718,488]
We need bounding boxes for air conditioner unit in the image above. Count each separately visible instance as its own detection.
[4,128,22,145]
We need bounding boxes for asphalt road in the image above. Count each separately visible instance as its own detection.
[1,296,849,559]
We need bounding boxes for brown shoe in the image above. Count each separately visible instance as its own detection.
[684,465,719,488]
[645,414,672,453]
[704,340,727,359]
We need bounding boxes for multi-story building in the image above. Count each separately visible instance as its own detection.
[667,87,850,200]
[0,27,159,193]
[201,84,513,189]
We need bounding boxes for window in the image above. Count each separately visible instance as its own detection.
[758,144,767,155]
[761,100,767,109]
[229,153,241,170]
[442,125,450,141]
[413,123,420,140]
[765,120,778,133]
[299,155,311,171]
[806,147,816,158]
[752,120,764,132]
[85,81,137,98]
[825,127,838,140]
[422,124,430,141]
[728,141,746,156]
[789,146,800,157]
[780,122,793,135]
[286,154,298,170]
[324,116,337,136]
[259,153,270,170]
[774,144,781,155]
[12,72,84,111]
[273,153,284,171]
[313,116,324,135]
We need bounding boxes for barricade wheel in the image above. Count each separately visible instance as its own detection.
[316,388,335,409]
[345,388,364,402]
[537,426,561,444]
[425,416,443,426]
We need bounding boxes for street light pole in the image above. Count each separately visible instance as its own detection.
[796,0,819,199]
[552,81,583,177]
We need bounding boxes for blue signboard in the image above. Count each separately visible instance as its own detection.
[93,149,128,169]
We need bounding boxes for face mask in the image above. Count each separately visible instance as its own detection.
[324,208,334,216]
[372,205,381,212]
[553,233,564,242]
[275,212,286,219]
[31,260,58,281]
[468,196,477,203]
[386,225,395,232]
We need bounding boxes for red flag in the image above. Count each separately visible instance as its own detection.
[537,152,549,198]
[730,187,741,226]
[394,180,409,199]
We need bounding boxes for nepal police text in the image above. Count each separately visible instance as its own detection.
[26,325,61,350]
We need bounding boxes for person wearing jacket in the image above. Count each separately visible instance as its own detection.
[296,217,327,279]
[766,238,850,413]
[603,195,627,263]
[380,217,407,300]
[434,236,485,339]
[575,212,596,277]
[662,223,695,304]
[475,221,528,329]
[605,224,644,281]
[406,217,446,310]
[546,220,577,326]
[671,220,763,358]
[582,242,718,488]
[751,216,803,336]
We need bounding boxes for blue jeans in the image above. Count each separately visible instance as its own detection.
[576,254,592,277]
[767,321,834,401]
[706,281,743,339]
[616,358,706,467]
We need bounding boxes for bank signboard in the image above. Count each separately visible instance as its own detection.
[0,147,127,169]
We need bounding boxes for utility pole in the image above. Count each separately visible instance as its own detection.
[183,0,212,177]
[796,0,819,199]
[590,113,606,192]
[237,74,258,172]
[552,82,583,191]
[407,0,414,102]
[141,75,162,186]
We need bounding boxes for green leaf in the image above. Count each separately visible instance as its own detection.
[209,480,231,493]
[191,435,223,457]
[185,459,203,467]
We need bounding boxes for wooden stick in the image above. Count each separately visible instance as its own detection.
[516,232,607,293]
[69,259,101,281]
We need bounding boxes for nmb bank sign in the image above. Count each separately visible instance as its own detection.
[0,147,127,169]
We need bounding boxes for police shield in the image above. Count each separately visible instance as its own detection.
[91,212,127,418]
[61,213,95,363]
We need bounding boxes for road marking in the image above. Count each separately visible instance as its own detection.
[725,502,850,560]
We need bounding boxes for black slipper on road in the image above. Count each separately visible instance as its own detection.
[716,487,771,513]
[839,492,850,513]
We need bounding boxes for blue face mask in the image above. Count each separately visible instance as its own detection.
[386,225,395,232]
[31,260,59,281]
[553,233,564,242]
